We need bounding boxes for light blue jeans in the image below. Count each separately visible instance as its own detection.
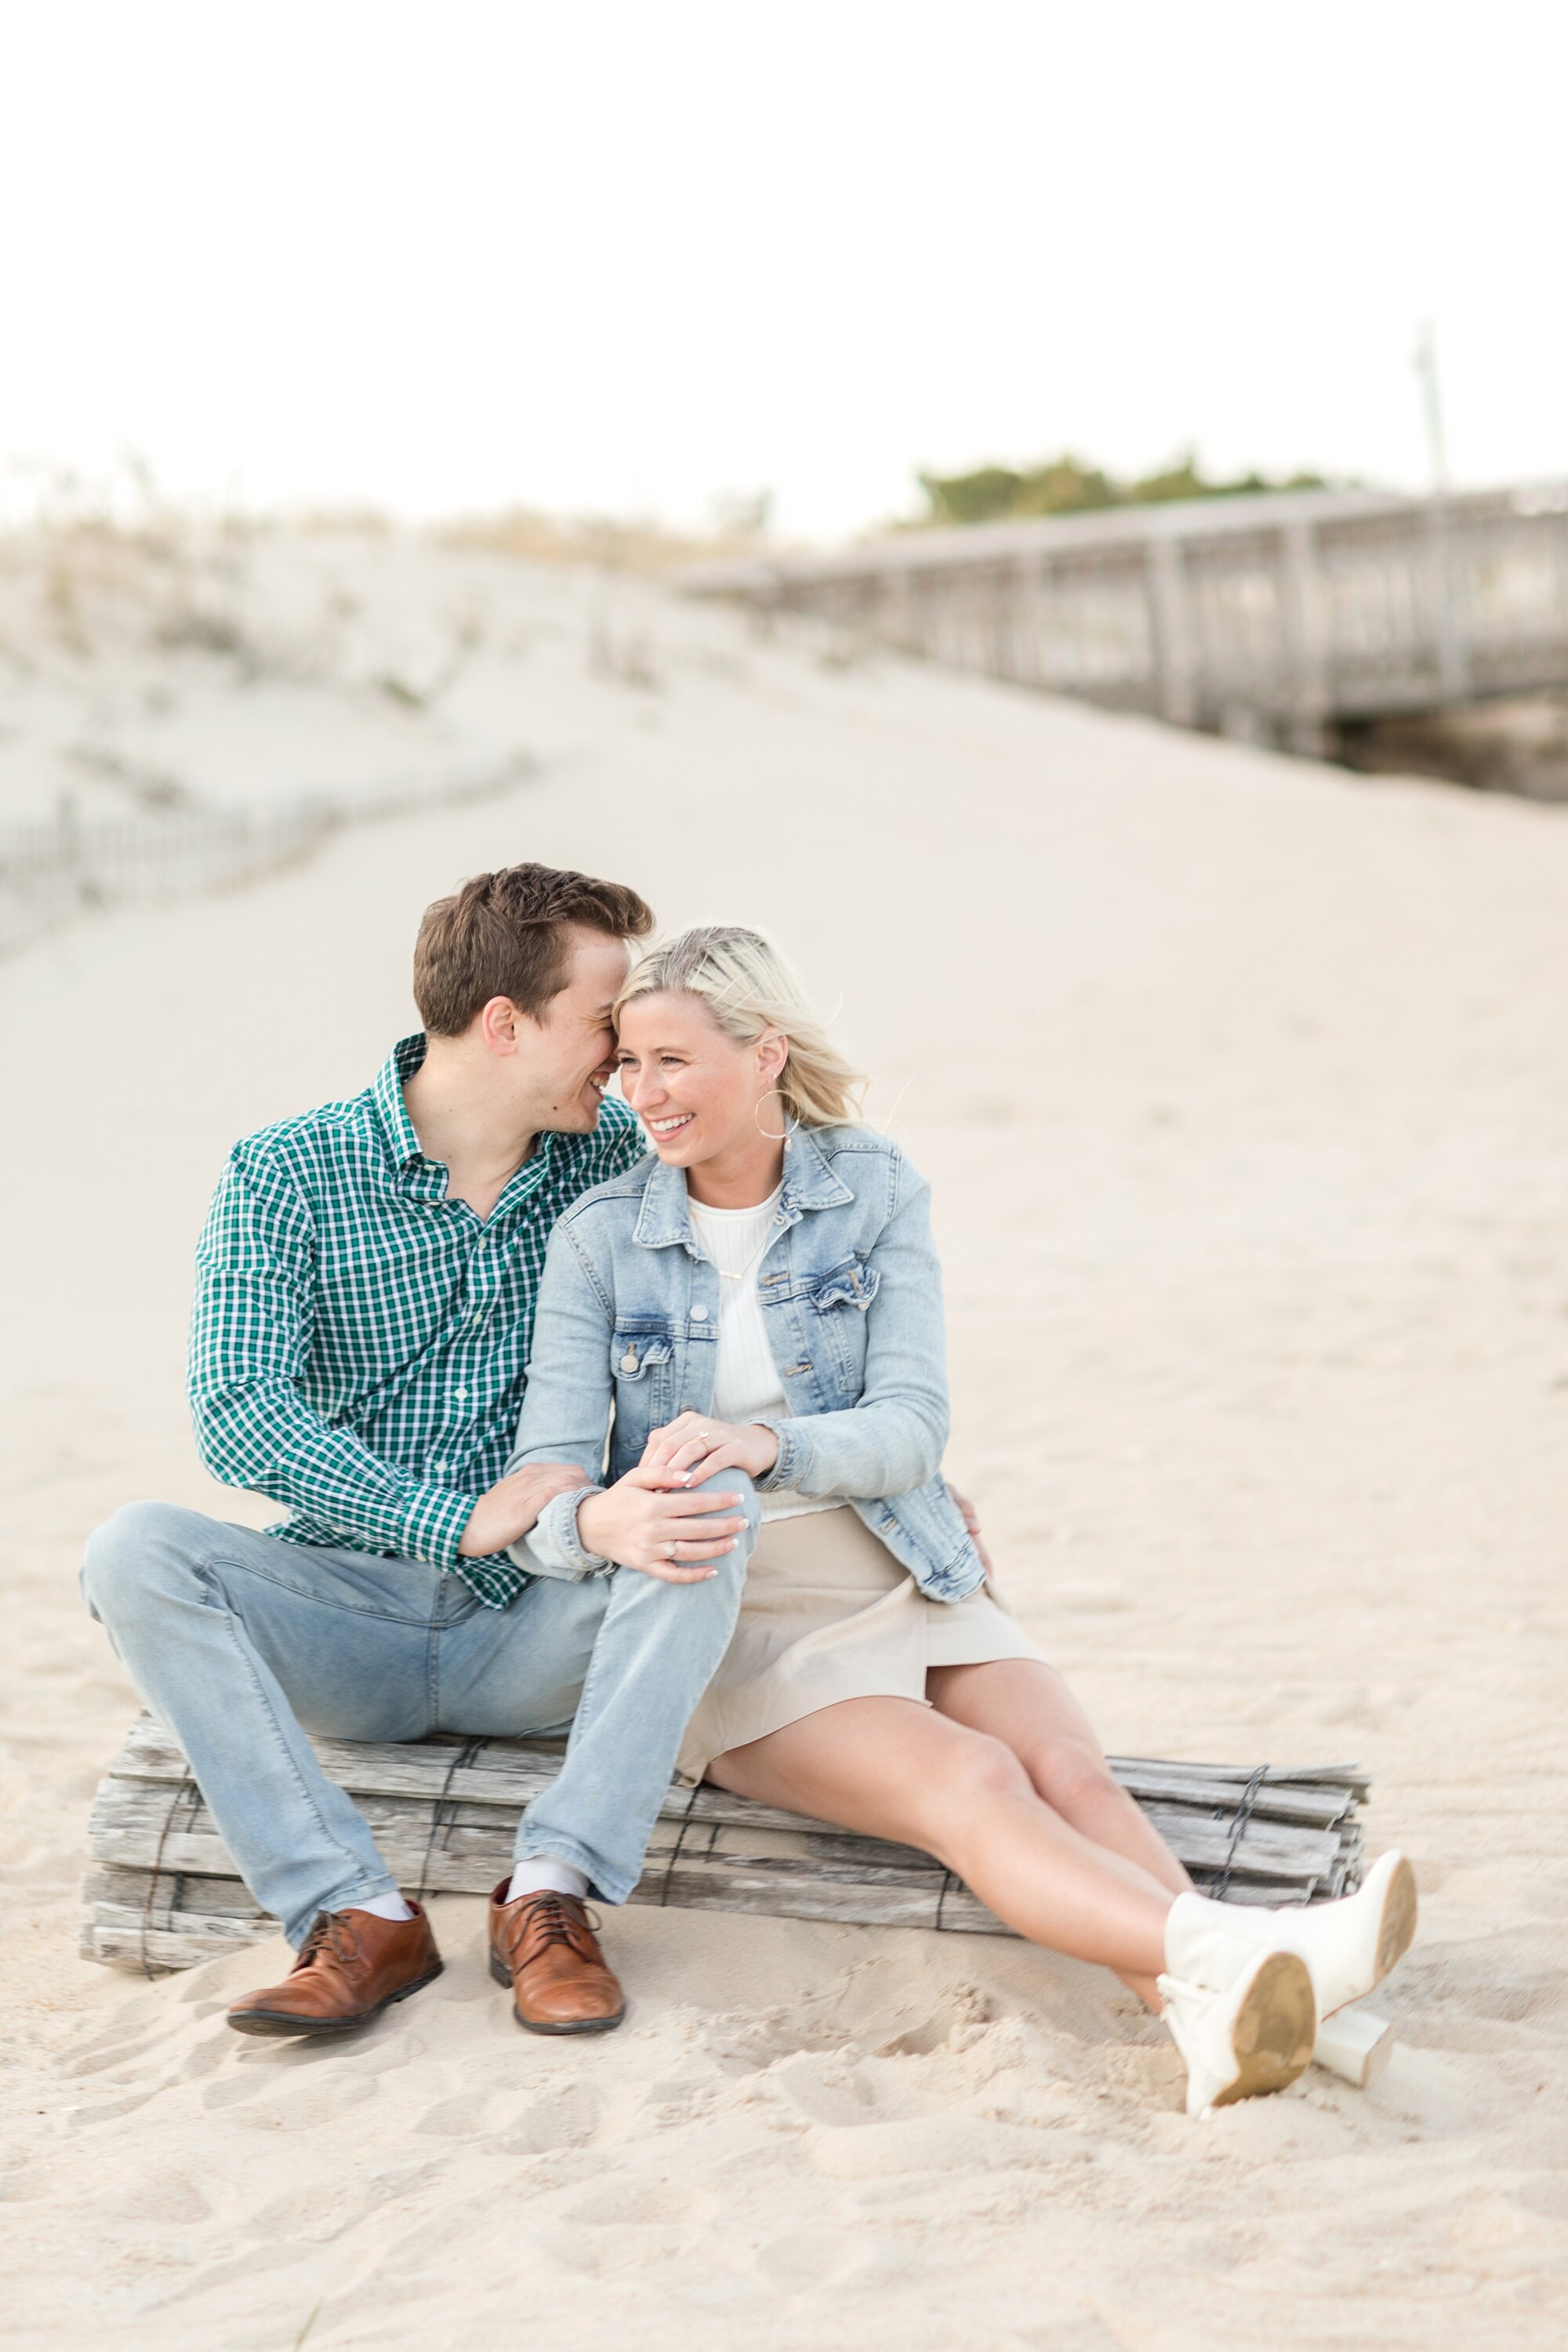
[80,1487,758,1945]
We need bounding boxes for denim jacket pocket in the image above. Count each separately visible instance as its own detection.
[611,1331,673,1380]
[610,1326,676,1440]
[808,1256,880,1314]
[804,1256,879,1391]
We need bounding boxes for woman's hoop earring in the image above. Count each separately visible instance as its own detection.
[754,1088,799,1142]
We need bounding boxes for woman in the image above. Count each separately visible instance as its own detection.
[509,926,1415,2116]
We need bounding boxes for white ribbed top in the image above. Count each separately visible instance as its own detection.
[686,1181,840,1524]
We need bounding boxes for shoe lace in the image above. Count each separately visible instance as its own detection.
[506,1891,601,1966]
[296,1911,361,1973]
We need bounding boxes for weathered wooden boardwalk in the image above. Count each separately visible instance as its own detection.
[81,1715,1368,1974]
[686,484,1568,751]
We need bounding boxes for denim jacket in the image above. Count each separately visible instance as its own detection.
[505,1125,983,1602]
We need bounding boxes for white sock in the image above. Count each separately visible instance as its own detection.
[351,1891,416,1922]
[506,1859,589,1904]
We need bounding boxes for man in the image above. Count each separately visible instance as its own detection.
[81,862,757,2040]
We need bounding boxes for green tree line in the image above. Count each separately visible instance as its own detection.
[916,452,1334,528]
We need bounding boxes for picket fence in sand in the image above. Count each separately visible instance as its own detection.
[0,755,530,958]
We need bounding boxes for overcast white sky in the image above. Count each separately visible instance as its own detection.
[4,1,1563,540]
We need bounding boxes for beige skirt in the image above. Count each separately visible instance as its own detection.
[676,1504,1047,1784]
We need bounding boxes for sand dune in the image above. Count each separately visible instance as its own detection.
[2,544,1566,2347]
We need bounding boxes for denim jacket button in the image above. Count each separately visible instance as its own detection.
[690,1304,710,1321]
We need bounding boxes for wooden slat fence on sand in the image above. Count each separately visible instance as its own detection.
[0,756,529,958]
[80,1716,1368,1975]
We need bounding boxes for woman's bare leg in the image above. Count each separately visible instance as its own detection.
[928,1659,1193,2009]
[706,1696,1178,1980]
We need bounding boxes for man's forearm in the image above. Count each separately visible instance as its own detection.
[193,1380,473,1564]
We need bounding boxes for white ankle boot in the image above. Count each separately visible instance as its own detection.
[1175,1853,1417,2023]
[1158,1951,1316,2118]
[1271,1853,1417,2019]
[1312,2003,1396,2089]
[1160,1895,1317,2117]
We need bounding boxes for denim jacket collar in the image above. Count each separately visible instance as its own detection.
[632,1126,855,1254]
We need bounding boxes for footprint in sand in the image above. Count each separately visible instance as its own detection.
[278,2027,427,2075]
[500,2083,601,2154]
[58,2036,170,2081]
[806,2111,1061,2180]
[200,2068,271,2110]
[751,2225,884,2290]
[172,2037,230,2083]
[89,2174,214,2227]
[763,2050,887,2129]
[711,2006,849,2073]
[412,2088,510,2139]
[557,2174,711,2228]
[633,2074,715,2129]
[871,1987,995,2057]
[201,2064,380,2128]
[61,2088,173,2129]
[242,2172,423,2245]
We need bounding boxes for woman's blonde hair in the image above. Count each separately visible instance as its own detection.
[615,924,866,1129]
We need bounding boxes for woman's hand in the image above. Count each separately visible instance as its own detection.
[575,1461,750,1581]
[640,1412,780,1487]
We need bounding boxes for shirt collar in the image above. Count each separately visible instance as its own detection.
[370,1033,564,1210]
[372,1035,434,1183]
[633,1126,851,1250]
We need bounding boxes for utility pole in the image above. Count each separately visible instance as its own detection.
[1413,318,1450,494]
[1413,318,1466,697]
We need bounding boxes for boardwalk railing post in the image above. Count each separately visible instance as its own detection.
[1282,518,1331,757]
[1427,495,1472,702]
[1148,535,1197,726]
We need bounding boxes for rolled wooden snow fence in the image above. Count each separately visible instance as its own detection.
[81,1716,1369,1974]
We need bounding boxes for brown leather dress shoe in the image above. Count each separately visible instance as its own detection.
[227,1904,443,2038]
[488,1882,626,2034]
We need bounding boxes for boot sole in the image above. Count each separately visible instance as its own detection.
[227,1959,444,2038]
[488,1947,626,2034]
[1211,1951,1316,2109]
[1374,1857,1418,1986]
[1318,1854,1420,2021]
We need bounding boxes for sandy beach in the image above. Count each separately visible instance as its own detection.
[2,538,1566,2349]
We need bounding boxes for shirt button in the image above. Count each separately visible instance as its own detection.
[454,1387,468,1401]
[430,1463,450,1479]
[690,1304,710,1321]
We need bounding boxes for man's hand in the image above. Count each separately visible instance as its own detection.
[946,1481,997,1581]
[576,1461,750,1582]
[458,1462,590,1559]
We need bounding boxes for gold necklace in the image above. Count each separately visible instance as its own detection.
[694,1196,781,1285]
[717,1221,778,1284]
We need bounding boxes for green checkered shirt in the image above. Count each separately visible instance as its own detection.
[188,1034,644,1606]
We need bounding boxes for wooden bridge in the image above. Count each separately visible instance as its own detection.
[685,484,1568,753]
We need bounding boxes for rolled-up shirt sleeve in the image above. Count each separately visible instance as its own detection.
[188,1147,474,1566]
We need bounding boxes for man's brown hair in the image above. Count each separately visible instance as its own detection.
[413,862,655,1036]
